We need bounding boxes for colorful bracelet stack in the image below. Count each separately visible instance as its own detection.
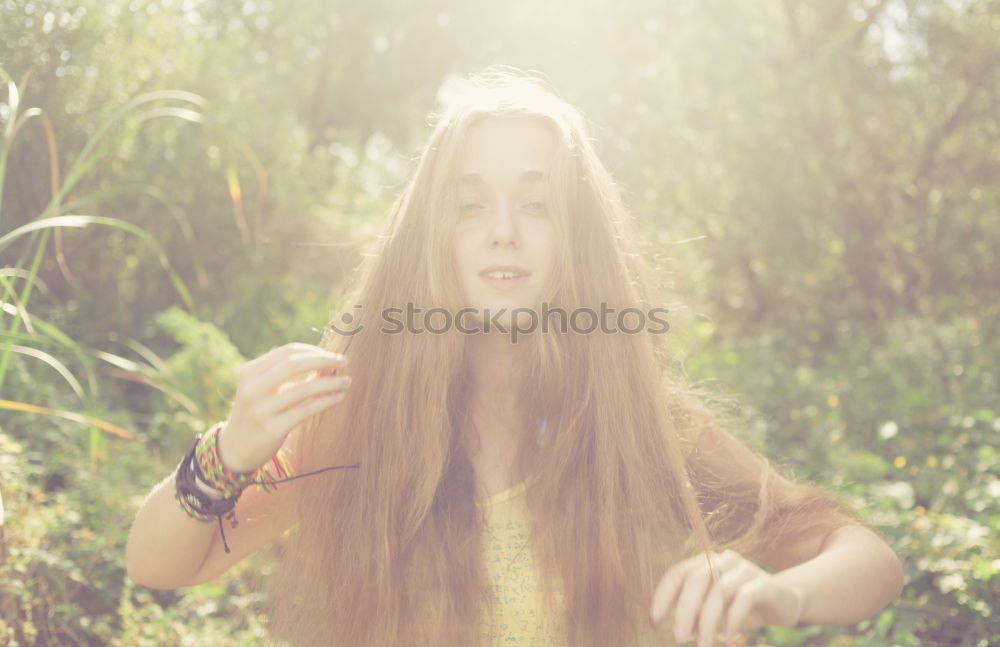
[193,422,259,498]
[254,449,293,493]
[174,437,239,524]
[173,420,359,553]
[174,421,295,552]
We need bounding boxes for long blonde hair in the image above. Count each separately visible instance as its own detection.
[267,66,854,646]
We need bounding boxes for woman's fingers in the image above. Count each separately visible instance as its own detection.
[650,553,717,626]
[697,562,758,647]
[260,375,352,418]
[218,344,350,473]
[651,556,694,623]
[724,580,769,640]
[253,351,348,397]
[273,389,346,433]
[244,342,327,376]
[672,563,715,643]
[726,574,804,639]
[652,550,798,646]
[651,550,760,645]
[673,551,741,643]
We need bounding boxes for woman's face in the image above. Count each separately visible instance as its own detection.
[451,118,558,332]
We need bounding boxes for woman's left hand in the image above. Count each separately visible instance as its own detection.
[650,549,805,646]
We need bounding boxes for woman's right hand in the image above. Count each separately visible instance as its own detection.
[216,342,351,473]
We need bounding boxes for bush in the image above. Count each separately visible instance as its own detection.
[682,310,1000,646]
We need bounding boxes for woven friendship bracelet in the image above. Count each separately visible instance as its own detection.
[255,449,293,493]
[194,422,258,498]
[174,421,360,553]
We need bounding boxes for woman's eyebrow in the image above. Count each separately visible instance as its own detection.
[456,170,548,187]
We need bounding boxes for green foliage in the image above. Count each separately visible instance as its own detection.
[0,426,274,646]
[0,306,272,645]
[1,0,997,644]
[150,306,246,426]
[683,311,1000,645]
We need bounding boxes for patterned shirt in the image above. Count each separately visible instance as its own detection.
[477,428,703,646]
[478,479,565,645]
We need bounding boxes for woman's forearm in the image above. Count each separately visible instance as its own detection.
[773,524,904,626]
[125,472,220,589]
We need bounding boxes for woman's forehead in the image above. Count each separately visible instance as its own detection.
[455,170,548,189]
[454,118,556,185]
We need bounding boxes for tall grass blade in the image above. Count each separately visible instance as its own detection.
[0,267,53,301]
[0,226,51,391]
[59,183,208,287]
[46,93,207,223]
[0,67,22,227]
[5,344,86,401]
[0,215,193,307]
[121,336,173,377]
[1,302,100,396]
[0,399,135,440]
[0,273,37,335]
[93,349,199,414]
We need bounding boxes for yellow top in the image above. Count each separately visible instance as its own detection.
[478,480,564,644]
[477,428,703,646]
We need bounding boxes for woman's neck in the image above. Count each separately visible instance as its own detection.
[465,332,524,411]
[464,331,526,441]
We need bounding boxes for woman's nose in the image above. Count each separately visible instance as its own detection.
[488,201,519,246]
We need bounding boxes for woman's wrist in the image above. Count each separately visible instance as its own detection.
[195,422,257,497]
[215,421,262,474]
[174,436,241,523]
[786,578,808,626]
[172,421,296,554]
[190,459,228,501]
[771,569,810,626]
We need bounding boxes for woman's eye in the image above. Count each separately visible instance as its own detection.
[523,201,547,213]
[459,203,484,215]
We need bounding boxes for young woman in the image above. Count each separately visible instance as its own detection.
[125,67,903,647]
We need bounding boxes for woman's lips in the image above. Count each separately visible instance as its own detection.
[480,274,530,290]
